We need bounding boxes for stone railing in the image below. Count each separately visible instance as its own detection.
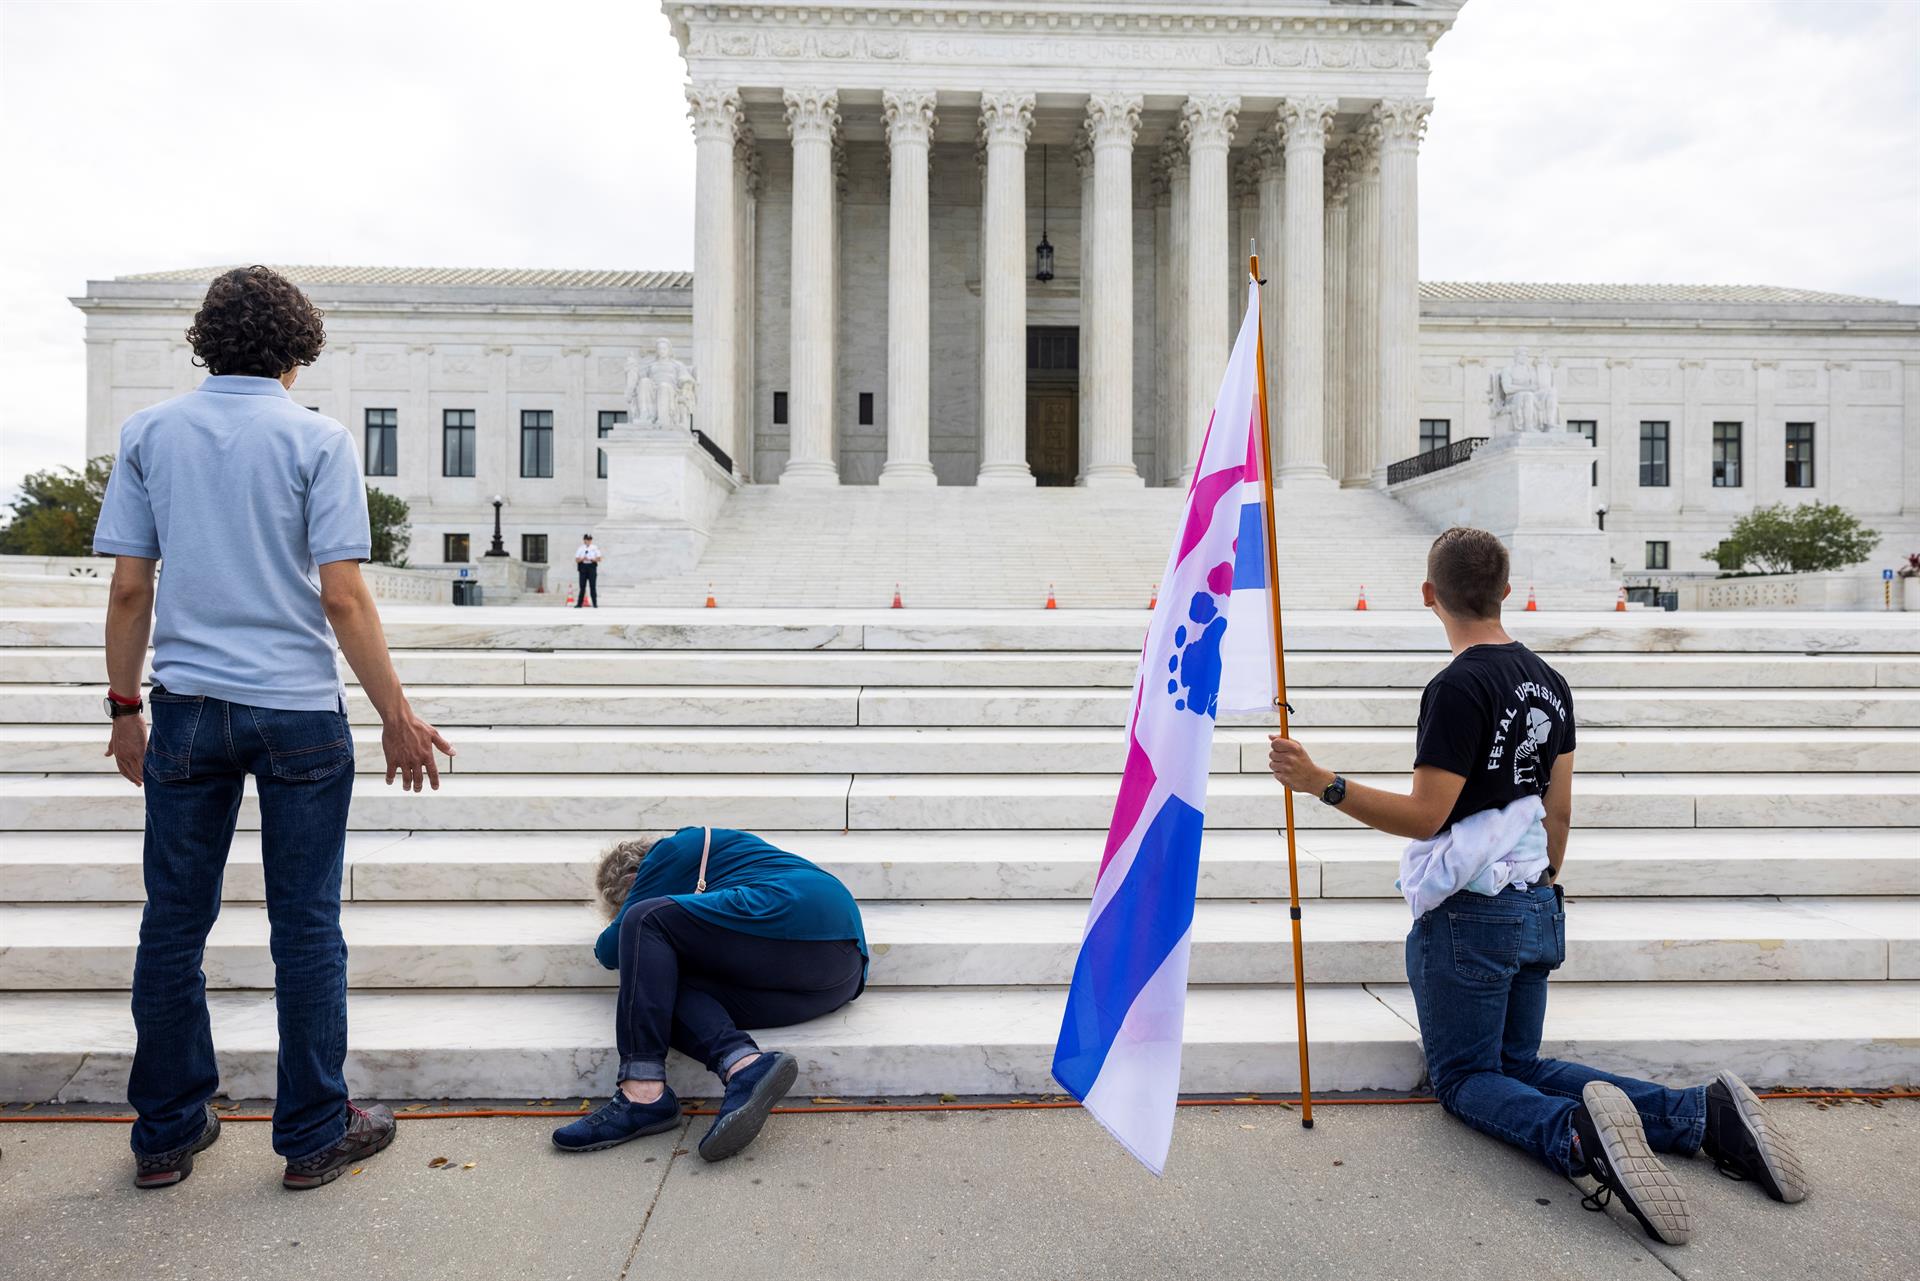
[361,564,454,602]
[1673,570,1896,612]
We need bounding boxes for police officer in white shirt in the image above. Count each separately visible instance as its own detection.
[574,534,603,608]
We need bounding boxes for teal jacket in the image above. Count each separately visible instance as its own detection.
[594,827,868,979]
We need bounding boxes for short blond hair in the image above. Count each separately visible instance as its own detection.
[593,836,660,918]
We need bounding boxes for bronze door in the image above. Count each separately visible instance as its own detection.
[1027,390,1079,487]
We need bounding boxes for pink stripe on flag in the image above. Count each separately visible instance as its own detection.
[1098,730,1158,879]
[1176,466,1245,566]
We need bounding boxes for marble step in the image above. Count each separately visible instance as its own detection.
[3,771,1917,832]
[9,683,1915,730]
[13,977,1920,1104]
[859,686,1920,729]
[5,724,1912,777]
[4,896,1913,991]
[8,606,1918,656]
[7,647,1915,691]
[8,980,1914,1103]
[4,828,1912,905]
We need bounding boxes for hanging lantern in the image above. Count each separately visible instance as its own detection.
[1035,144,1055,282]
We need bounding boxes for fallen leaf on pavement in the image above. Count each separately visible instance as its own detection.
[428,1157,449,1168]
[810,1097,844,1104]
[462,1162,477,1169]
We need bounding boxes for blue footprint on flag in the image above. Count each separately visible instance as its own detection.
[1165,591,1227,718]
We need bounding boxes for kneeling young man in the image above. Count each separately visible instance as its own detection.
[1267,527,1805,1246]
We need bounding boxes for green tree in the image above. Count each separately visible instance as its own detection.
[0,456,114,556]
[367,486,411,566]
[1710,502,1880,576]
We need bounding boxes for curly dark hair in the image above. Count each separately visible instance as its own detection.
[185,266,326,377]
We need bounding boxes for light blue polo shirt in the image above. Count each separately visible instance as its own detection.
[93,375,371,712]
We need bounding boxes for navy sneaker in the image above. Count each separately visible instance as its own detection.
[133,1103,221,1189]
[552,1089,683,1153]
[1702,1069,1808,1203]
[698,1051,798,1163]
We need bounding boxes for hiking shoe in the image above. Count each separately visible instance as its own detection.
[1702,1069,1808,1203]
[283,1102,397,1191]
[1571,1082,1692,1246]
[698,1051,798,1163]
[552,1089,683,1153]
[134,1104,221,1189]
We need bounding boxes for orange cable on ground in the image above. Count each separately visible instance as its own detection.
[5,1091,1913,1125]
[1249,248,1314,1131]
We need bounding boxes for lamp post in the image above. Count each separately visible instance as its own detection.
[1034,144,1055,282]
[485,494,509,557]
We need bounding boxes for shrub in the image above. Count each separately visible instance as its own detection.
[367,487,411,566]
[0,456,114,556]
[1710,502,1880,576]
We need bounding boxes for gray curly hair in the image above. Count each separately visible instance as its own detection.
[594,835,661,918]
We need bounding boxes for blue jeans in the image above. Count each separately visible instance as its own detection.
[129,686,355,1160]
[1405,882,1707,1176]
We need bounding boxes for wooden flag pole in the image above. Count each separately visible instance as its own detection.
[1248,247,1314,1129]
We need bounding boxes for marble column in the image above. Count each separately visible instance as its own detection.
[1322,147,1351,491]
[1372,97,1431,487]
[733,132,760,480]
[879,89,939,487]
[1342,131,1380,487]
[1083,93,1144,487]
[977,91,1036,486]
[780,87,840,485]
[1277,97,1336,487]
[1162,142,1190,487]
[1075,132,1097,480]
[1232,153,1261,334]
[1255,132,1284,462]
[1180,94,1238,485]
[687,84,742,470]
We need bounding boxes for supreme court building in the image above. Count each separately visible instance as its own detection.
[73,1,1920,581]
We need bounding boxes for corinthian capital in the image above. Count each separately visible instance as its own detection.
[1372,98,1433,150]
[1325,147,1353,207]
[1278,97,1337,152]
[1233,152,1263,201]
[979,91,1035,147]
[1085,93,1143,149]
[1179,94,1240,152]
[882,89,938,148]
[783,86,840,144]
[1342,129,1381,181]
[686,84,742,142]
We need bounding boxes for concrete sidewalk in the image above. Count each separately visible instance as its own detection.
[0,1098,1910,1281]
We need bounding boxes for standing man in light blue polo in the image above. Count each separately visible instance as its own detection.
[94,265,455,1191]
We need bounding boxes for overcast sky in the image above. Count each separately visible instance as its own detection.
[2,0,1916,504]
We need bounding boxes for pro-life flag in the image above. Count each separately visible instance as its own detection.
[1051,280,1276,1174]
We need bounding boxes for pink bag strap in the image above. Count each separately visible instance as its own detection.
[695,826,712,894]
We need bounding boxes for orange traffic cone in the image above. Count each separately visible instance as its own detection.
[564,582,576,607]
[704,582,717,609]
[1148,583,1158,610]
[1615,586,1628,613]
[891,583,904,609]
[1354,585,1368,611]
[1524,585,1538,612]
[1045,583,1058,610]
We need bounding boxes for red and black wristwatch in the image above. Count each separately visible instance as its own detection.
[103,689,143,720]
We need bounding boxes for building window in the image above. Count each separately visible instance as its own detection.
[1646,541,1669,571]
[443,533,470,563]
[363,408,398,477]
[520,410,554,478]
[1712,422,1742,488]
[1418,419,1450,454]
[1569,420,1598,486]
[773,391,789,425]
[521,534,548,563]
[858,392,875,426]
[597,409,627,479]
[1639,421,1670,487]
[443,409,476,478]
[1785,423,1816,488]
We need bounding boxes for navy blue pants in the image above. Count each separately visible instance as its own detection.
[614,898,864,1084]
[131,687,355,1160]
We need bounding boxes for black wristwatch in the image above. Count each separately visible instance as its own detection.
[1319,774,1348,807]
[103,693,143,720]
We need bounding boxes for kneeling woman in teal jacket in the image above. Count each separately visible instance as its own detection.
[552,827,868,1161]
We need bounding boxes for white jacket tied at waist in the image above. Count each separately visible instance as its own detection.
[1397,794,1550,919]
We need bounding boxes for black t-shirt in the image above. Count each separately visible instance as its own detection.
[1414,642,1577,833]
